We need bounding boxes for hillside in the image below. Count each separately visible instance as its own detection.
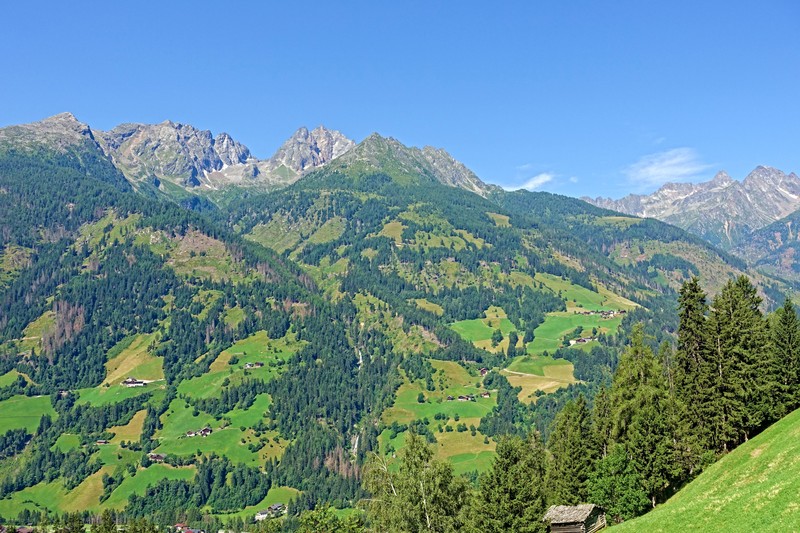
[0,115,793,521]
[612,408,800,532]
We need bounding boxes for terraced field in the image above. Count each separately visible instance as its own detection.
[380,360,496,474]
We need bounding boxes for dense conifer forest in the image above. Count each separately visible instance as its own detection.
[0,137,797,531]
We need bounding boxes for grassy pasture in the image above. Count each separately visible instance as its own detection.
[308,216,346,244]
[379,220,405,244]
[153,399,261,465]
[451,306,523,354]
[103,333,163,385]
[0,395,56,433]
[180,330,303,400]
[19,310,55,353]
[613,408,800,532]
[380,359,496,473]
[507,354,573,376]
[486,212,511,227]
[217,486,301,518]
[104,464,196,509]
[0,369,27,388]
[526,312,622,354]
[412,298,444,316]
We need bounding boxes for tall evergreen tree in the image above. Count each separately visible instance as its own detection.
[464,434,548,532]
[771,297,800,412]
[674,277,714,453]
[707,276,771,450]
[546,396,593,505]
[609,323,679,507]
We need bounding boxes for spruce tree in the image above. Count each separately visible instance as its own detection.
[771,297,800,412]
[609,323,679,507]
[708,276,770,450]
[464,434,548,532]
[674,277,714,452]
[546,396,593,505]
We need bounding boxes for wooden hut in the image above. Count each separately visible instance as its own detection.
[543,504,606,533]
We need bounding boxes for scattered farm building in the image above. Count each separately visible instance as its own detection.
[543,504,606,533]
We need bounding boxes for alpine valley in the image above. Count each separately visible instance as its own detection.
[0,114,798,530]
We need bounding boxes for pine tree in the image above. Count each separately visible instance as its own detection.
[609,323,679,507]
[707,276,771,450]
[546,396,593,505]
[674,278,714,453]
[464,434,548,532]
[587,444,649,523]
[771,297,800,412]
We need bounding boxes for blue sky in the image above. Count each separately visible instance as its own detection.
[1,1,797,199]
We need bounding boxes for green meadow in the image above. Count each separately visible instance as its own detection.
[613,408,800,532]
[0,395,56,433]
[380,359,497,474]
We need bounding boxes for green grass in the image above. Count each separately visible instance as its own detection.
[104,464,197,509]
[527,312,622,354]
[612,408,800,532]
[412,298,444,316]
[486,212,511,227]
[53,433,81,452]
[214,486,301,518]
[507,355,573,376]
[153,399,268,466]
[76,382,163,406]
[178,330,302,400]
[19,310,55,354]
[0,395,56,433]
[308,216,346,244]
[451,306,522,354]
[0,370,26,388]
[380,360,497,473]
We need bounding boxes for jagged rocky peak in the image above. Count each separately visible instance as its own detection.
[95,120,254,187]
[0,112,98,151]
[269,126,355,173]
[710,170,735,186]
[214,132,251,166]
[420,145,487,195]
[584,166,800,250]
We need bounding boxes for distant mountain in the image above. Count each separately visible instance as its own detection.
[303,132,496,196]
[95,120,354,192]
[585,167,800,250]
[735,208,800,281]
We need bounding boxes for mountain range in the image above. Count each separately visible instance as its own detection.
[0,112,795,520]
[585,167,800,251]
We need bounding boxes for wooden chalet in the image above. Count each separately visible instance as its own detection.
[122,377,145,387]
[543,504,605,533]
[479,367,489,376]
[148,452,166,463]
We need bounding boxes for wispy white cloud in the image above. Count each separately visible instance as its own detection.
[569,176,579,183]
[504,172,555,191]
[625,148,711,188]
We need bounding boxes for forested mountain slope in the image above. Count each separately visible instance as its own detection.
[0,116,793,525]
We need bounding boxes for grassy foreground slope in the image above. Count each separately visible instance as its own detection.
[613,408,800,532]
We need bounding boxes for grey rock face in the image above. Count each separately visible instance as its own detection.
[0,112,99,152]
[585,167,800,249]
[96,121,354,190]
[268,126,355,174]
